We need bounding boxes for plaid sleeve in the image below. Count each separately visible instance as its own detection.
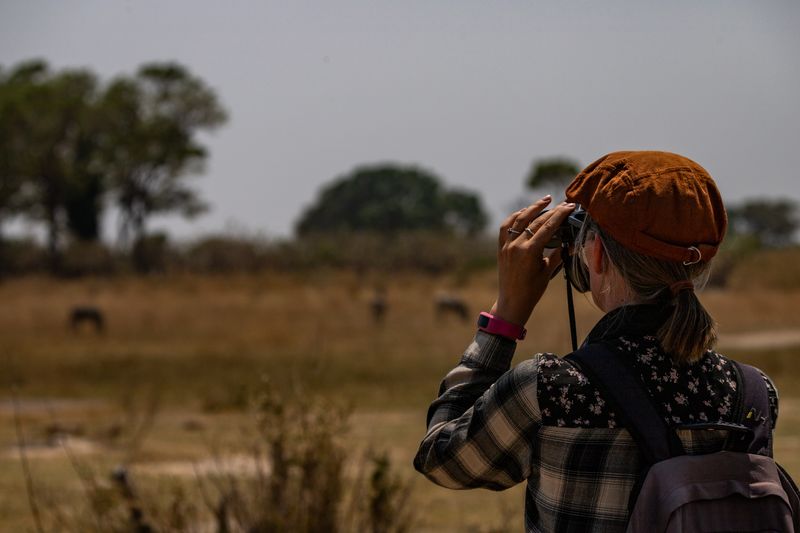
[413,331,543,491]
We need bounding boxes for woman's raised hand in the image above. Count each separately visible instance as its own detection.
[491,196,576,327]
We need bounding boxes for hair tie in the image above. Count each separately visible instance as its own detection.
[669,280,695,297]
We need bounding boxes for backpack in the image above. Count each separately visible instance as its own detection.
[567,343,800,532]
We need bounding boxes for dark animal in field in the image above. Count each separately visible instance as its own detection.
[69,306,105,334]
[435,294,469,322]
[370,288,388,324]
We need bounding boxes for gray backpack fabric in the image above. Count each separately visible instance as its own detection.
[568,345,800,533]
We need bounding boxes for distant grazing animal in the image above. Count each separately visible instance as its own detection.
[69,306,105,334]
[435,294,469,322]
[370,289,388,324]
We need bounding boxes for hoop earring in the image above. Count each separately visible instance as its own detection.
[601,282,611,295]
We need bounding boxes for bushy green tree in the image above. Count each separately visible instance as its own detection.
[525,157,581,193]
[100,63,227,248]
[442,189,488,236]
[296,164,488,237]
[0,60,102,269]
[0,59,227,273]
[0,67,28,243]
[728,198,798,248]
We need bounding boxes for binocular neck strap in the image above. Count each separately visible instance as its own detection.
[562,243,579,352]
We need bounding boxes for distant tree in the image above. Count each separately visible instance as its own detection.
[0,72,27,244]
[56,70,105,242]
[0,60,102,269]
[296,164,488,237]
[525,157,581,194]
[64,169,104,241]
[0,61,49,253]
[0,59,228,274]
[100,63,228,249]
[728,198,798,248]
[442,189,489,236]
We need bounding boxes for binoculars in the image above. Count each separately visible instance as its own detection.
[541,204,587,249]
[537,205,590,293]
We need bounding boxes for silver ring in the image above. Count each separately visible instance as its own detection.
[507,228,522,235]
[525,227,535,237]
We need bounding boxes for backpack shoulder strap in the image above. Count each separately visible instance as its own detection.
[732,361,772,456]
[566,343,684,465]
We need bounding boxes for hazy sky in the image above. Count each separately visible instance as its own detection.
[2,1,798,240]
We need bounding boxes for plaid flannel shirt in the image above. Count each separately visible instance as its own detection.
[414,305,779,533]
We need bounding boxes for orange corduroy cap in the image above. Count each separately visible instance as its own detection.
[565,151,727,264]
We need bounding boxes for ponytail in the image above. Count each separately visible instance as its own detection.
[578,217,718,364]
[658,289,717,364]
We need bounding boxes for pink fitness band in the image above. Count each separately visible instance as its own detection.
[477,311,527,341]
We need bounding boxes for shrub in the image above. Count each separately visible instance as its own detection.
[271,231,495,275]
[60,240,119,277]
[707,233,761,288]
[26,378,414,533]
[0,230,497,278]
[131,232,172,274]
[0,237,47,275]
[184,236,266,273]
[726,245,800,291]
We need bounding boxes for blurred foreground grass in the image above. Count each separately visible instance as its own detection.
[0,272,799,531]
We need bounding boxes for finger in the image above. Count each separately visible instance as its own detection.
[500,209,523,234]
[513,195,552,228]
[497,211,521,246]
[525,201,574,232]
[507,196,552,241]
[498,210,523,244]
[526,206,559,233]
[543,247,564,277]
[519,206,559,241]
[525,203,576,252]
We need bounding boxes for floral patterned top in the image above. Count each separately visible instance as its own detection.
[537,305,779,429]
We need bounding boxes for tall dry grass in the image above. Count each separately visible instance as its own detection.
[14,378,414,533]
[1,271,800,405]
[0,271,799,531]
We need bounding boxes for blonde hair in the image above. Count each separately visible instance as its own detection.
[576,215,717,364]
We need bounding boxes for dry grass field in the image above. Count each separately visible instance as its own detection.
[0,271,799,531]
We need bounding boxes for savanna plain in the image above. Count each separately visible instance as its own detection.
[1,269,799,532]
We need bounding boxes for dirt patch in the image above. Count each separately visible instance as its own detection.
[134,454,269,478]
[718,330,800,351]
[0,397,109,416]
[3,436,100,460]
